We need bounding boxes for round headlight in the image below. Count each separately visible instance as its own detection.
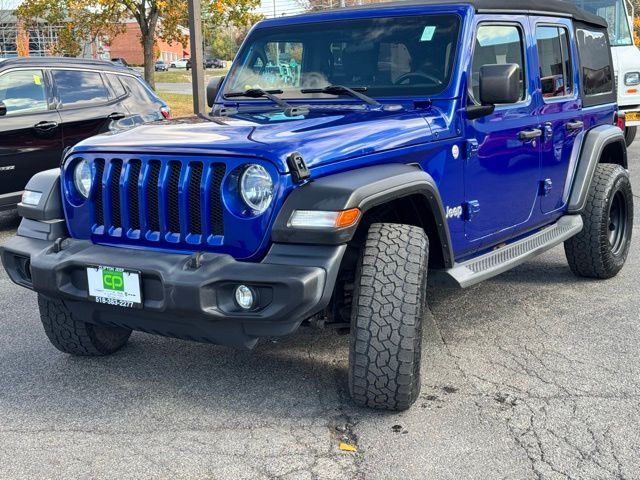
[73,159,92,199]
[239,164,273,214]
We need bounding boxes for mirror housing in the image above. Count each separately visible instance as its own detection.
[0,101,6,117]
[479,63,521,105]
[467,63,521,120]
[207,76,225,108]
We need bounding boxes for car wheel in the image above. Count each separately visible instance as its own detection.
[564,164,633,279]
[38,295,132,356]
[348,223,428,411]
[625,126,637,147]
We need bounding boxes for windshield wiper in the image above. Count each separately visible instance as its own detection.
[300,85,381,107]
[225,88,309,117]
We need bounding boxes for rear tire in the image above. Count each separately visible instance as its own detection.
[625,126,636,147]
[348,223,428,411]
[564,164,633,279]
[38,295,132,356]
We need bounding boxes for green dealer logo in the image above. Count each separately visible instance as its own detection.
[102,270,124,291]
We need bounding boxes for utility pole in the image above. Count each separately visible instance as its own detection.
[188,0,206,115]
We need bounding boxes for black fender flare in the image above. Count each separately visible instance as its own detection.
[568,125,627,213]
[271,163,454,268]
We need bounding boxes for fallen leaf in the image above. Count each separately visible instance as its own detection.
[339,443,357,453]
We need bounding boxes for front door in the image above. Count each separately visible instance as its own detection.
[533,20,583,214]
[0,69,63,195]
[465,20,541,244]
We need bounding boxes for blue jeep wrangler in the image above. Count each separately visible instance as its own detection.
[1,0,633,411]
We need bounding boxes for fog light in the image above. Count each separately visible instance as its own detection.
[234,285,255,310]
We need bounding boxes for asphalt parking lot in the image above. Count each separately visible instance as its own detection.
[1,149,639,480]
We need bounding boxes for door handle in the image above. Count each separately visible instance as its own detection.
[565,120,584,131]
[518,129,542,141]
[108,112,126,120]
[33,121,58,131]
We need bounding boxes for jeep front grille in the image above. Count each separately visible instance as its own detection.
[90,156,226,244]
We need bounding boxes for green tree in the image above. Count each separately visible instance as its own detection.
[17,0,261,89]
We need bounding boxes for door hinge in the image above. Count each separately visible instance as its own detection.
[465,139,479,160]
[539,179,553,196]
[463,200,480,221]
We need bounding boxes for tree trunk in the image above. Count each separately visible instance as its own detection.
[142,33,156,90]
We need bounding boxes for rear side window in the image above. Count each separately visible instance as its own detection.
[536,26,574,99]
[107,74,127,98]
[0,69,48,115]
[120,76,159,104]
[472,24,527,102]
[575,28,613,98]
[52,70,110,107]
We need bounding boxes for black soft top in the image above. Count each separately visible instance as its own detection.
[338,0,607,28]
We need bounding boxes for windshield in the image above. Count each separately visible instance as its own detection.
[224,14,461,100]
[570,0,633,46]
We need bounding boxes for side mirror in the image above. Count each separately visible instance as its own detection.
[467,63,521,120]
[207,76,225,108]
[0,101,6,117]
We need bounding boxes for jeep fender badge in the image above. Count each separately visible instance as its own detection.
[287,152,311,183]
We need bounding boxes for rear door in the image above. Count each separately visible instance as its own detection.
[532,19,583,214]
[0,68,63,195]
[50,69,128,148]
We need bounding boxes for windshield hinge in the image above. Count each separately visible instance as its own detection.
[465,139,479,160]
[288,152,311,183]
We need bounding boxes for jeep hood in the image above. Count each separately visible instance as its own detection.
[70,109,439,172]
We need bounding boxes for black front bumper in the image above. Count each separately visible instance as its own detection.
[1,236,345,348]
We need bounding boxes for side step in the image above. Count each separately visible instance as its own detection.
[441,215,583,289]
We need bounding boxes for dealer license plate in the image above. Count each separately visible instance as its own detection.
[87,266,143,309]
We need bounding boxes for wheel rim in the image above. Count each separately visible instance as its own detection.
[608,190,628,256]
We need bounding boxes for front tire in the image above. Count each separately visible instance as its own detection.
[564,164,633,279]
[38,295,132,356]
[348,223,429,411]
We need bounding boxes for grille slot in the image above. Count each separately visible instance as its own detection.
[128,160,142,230]
[94,159,105,226]
[167,161,181,233]
[188,163,203,235]
[92,157,226,245]
[147,161,161,232]
[109,159,123,229]
[210,164,226,236]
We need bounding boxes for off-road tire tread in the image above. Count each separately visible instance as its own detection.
[38,295,131,356]
[349,223,428,411]
[564,164,633,279]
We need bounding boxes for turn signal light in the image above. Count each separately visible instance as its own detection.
[335,208,361,228]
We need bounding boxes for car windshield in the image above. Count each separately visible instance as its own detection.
[570,0,633,46]
[224,14,461,100]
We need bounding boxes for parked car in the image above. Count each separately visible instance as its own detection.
[186,58,226,70]
[170,58,189,69]
[0,57,170,210]
[154,60,169,72]
[1,0,633,412]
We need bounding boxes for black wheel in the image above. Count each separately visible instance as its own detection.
[348,223,428,411]
[38,295,131,356]
[564,164,633,279]
[625,126,637,147]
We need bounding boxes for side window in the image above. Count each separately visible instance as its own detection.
[471,24,526,102]
[536,26,574,99]
[107,74,127,98]
[52,70,110,108]
[0,69,48,115]
[120,76,159,104]
[576,28,613,97]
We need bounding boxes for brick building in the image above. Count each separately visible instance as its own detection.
[107,20,190,65]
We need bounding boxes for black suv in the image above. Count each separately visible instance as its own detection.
[0,57,170,210]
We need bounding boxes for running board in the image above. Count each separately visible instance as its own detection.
[441,215,583,288]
